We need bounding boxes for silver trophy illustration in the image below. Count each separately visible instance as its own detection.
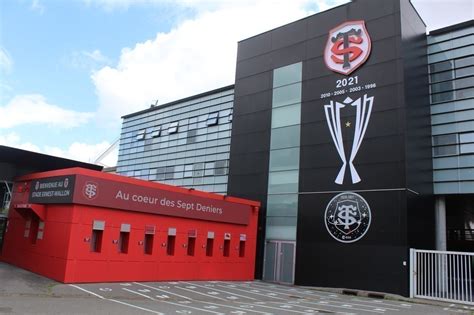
[324,94,374,185]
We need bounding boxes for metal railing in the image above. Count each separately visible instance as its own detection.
[410,248,474,304]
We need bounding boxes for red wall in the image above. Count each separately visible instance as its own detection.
[64,204,257,283]
[1,168,259,283]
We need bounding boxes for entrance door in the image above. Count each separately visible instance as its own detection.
[263,240,296,284]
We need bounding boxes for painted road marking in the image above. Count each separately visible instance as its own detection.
[123,288,224,315]
[236,301,320,314]
[216,285,287,301]
[288,299,386,313]
[133,282,193,301]
[69,285,165,315]
[181,281,258,301]
[176,286,229,301]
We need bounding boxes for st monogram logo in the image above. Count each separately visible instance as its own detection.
[83,181,98,200]
[325,192,371,243]
[324,20,371,75]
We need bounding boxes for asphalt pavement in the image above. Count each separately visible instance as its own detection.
[0,262,473,314]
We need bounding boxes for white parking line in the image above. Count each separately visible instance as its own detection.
[233,282,334,299]
[133,282,193,301]
[215,285,288,301]
[123,288,224,314]
[176,286,229,301]
[69,284,165,315]
[181,281,258,301]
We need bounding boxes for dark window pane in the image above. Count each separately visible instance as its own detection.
[430,60,453,73]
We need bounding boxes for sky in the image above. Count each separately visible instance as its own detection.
[0,0,472,167]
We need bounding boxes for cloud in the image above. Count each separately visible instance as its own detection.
[69,49,111,71]
[0,131,117,166]
[30,0,45,14]
[0,47,13,74]
[92,0,349,125]
[0,94,94,129]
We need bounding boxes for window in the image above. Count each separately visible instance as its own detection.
[239,241,246,258]
[29,215,40,245]
[91,220,105,253]
[272,83,302,108]
[273,62,302,88]
[269,147,300,171]
[223,239,230,257]
[168,122,179,134]
[228,109,233,122]
[268,170,299,194]
[184,164,193,178]
[460,132,474,154]
[204,162,215,176]
[187,129,197,144]
[193,163,204,177]
[136,130,146,140]
[167,228,176,256]
[167,235,175,255]
[433,145,458,157]
[119,224,131,254]
[206,231,214,257]
[433,134,458,146]
[165,166,175,180]
[151,126,161,138]
[271,104,301,129]
[187,230,196,256]
[206,112,219,126]
[144,225,155,255]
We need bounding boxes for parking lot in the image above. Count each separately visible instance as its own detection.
[1,262,473,314]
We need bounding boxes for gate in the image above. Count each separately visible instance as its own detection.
[0,215,7,253]
[263,240,295,284]
[410,248,474,304]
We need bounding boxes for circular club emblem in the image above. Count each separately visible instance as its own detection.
[325,192,371,243]
[82,181,98,200]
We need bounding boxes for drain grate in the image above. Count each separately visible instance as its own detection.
[342,289,358,296]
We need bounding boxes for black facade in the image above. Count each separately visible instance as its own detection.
[228,0,434,296]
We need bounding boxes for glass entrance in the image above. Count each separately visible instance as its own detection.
[263,240,296,284]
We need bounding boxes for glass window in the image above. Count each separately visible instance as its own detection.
[433,134,458,146]
[268,170,299,194]
[431,80,454,93]
[267,194,298,217]
[168,122,179,134]
[187,129,197,144]
[460,132,474,144]
[265,216,297,241]
[136,129,145,140]
[455,66,474,78]
[455,76,474,90]
[165,166,175,179]
[272,83,302,108]
[270,125,300,149]
[460,144,474,154]
[151,126,161,138]
[273,62,302,88]
[215,160,228,168]
[433,145,459,157]
[269,147,300,171]
[193,163,204,177]
[456,88,474,100]
[455,56,474,68]
[430,71,454,83]
[206,112,219,126]
[271,104,300,129]
[431,90,454,103]
[430,60,453,73]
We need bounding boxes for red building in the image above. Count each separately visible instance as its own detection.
[0,168,259,283]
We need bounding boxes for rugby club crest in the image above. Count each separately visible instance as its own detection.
[325,192,371,243]
[324,20,371,75]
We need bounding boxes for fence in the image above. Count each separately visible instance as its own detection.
[410,248,474,304]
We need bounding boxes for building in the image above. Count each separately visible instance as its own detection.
[115,0,473,296]
[428,21,474,251]
[117,86,234,194]
[1,167,259,283]
[0,145,102,252]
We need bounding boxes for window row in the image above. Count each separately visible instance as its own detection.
[122,93,233,128]
[428,45,473,64]
[428,34,474,55]
[430,66,474,84]
[429,55,473,74]
[90,222,247,258]
[431,87,474,104]
[129,160,230,180]
[117,149,230,169]
[135,110,233,141]
[123,106,233,135]
[430,76,474,94]
[433,132,474,157]
[121,131,231,154]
